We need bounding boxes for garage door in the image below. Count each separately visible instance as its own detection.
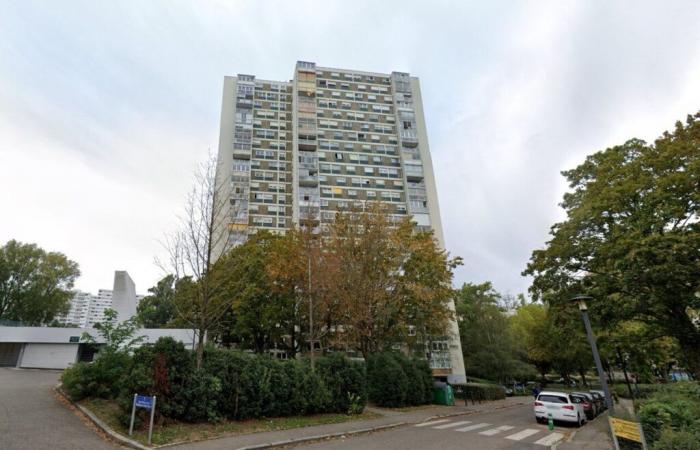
[0,343,23,367]
[20,344,78,369]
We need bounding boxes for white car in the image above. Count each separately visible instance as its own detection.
[534,391,586,427]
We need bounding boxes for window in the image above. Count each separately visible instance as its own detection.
[403,121,412,129]
[335,153,344,160]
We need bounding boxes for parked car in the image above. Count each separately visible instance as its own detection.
[502,385,514,396]
[589,391,607,410]
[571,392,599,418]
[534,391,586,427]
[570,393,596,420]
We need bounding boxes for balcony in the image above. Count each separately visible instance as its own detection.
[299,175,319,187]
[298,139,317,151]
[400,130,418,147]
[232,148,251,160]
[404,164,424,181]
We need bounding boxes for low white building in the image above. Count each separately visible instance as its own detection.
[0,271,194,369]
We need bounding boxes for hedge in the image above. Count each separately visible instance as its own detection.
[366,351,433,407]
[612,383,660,399]
[454,383,506,402]
[62,337,368,424]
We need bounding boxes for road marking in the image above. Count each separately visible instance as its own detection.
[505,428,541,441]
[433,420,472,429]
[479,425,515,436]
[534,432,565,446]
[414,419,450,427]
[455,423,491,432]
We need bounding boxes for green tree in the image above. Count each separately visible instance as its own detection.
[509,303,556,379]
[0,239,80,325]
[136,274,177,328]
[215,231,295,353]
[322,203,460,357]
[524,112,700,378]
[455,282,533,382]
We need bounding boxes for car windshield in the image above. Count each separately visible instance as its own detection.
[538,394,568,404]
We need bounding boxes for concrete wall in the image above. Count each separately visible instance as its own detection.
[411,77,467,385]
[20,344,78,369]
[111,271,137,322]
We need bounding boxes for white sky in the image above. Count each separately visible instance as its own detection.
[1,0,699,296]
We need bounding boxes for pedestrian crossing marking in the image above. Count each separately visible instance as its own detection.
[479,425,515,436]
[534,432,564,446]
[414,419,450,427]
[505,428,541,441]
[433,420,471,429]
[455,423,491,432]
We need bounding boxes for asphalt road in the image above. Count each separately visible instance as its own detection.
[297,403,577,450]
[0,368,117,450]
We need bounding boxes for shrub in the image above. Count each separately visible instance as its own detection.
[638,382,700,445]
[61,362,101,400]
[455,383,506,402]
[651,428,700,450]
[367,352,409,407]
[61,350,132,401]
[365,351,434,408]
[316,353,367,413]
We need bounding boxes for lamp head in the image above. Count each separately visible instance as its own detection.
[570,294,593,311]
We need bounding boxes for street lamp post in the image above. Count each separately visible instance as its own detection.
[570,295,615,414]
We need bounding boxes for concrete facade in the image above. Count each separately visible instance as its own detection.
[215,62,466,383]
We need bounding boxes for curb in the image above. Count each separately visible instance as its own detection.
[55,386,151,450]
[233,422,407,450]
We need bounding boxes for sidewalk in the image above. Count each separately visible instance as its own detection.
[169,396,529,450]
[556,413,613,450]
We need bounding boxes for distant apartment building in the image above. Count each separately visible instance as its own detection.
[59,281,144,328]
[215,62,466,383]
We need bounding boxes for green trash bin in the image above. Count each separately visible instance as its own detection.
[433,385,455,405]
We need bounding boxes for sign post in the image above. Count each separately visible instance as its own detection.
[129,394,157,445]
[609,417,647,450]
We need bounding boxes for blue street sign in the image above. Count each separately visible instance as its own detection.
[135,395,154,409]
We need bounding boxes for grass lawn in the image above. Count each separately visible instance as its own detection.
[79,398,380,447]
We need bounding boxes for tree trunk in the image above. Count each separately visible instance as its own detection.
[677,335,700,380]
[196,328,205,369]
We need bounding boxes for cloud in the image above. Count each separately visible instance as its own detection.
[1,0,699,295]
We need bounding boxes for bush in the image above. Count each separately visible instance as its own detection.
[638,382,700,446]
[455,383,506,402]
[367,352,409,407]
[316,353,367,414]
[61,350,131,401]
[65,336,370,423]
[651,428,700,450]
[366,351,434,408]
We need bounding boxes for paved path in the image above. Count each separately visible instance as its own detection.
[0,368,118,450]
[172,397,529,449]
[295,403,576,450]
[556,413,613,450]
